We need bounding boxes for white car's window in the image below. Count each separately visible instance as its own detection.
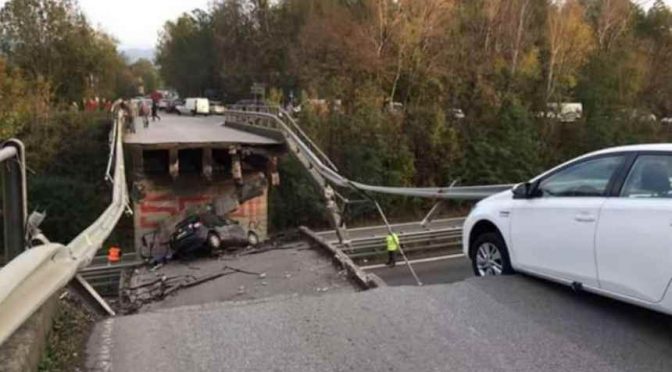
[539,155,624,197]
[621,155,672,198]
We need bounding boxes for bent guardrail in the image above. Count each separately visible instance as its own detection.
[0,101,129,345]
[224,106,515,200]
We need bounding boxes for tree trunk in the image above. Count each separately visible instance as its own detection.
[510,0,530,76]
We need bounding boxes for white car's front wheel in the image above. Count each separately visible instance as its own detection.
[471,232,514,276]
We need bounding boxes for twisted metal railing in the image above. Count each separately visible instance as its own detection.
[0,101,129,345]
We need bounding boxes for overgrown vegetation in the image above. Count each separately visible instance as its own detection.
[38,294,99,372]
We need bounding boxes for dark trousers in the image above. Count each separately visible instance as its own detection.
[151,107,160,121]
[386,251,397,267]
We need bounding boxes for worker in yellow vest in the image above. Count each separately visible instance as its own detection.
[386,233,400,267]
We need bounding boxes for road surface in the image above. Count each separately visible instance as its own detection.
[86,275,672,372]
[123,114,280,146]
[367,256,471,286]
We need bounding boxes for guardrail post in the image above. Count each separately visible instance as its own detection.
[1,140,26,262]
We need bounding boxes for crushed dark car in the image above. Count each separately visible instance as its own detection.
[169,212,259,257]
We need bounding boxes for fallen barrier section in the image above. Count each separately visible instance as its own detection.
[300,226,385,290]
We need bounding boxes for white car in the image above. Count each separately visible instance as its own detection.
[463,144,672,315]
[209,100,226,115]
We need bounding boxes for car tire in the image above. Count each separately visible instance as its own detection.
[471,232,514,277]
[207,232,221,249]
[247,232,259,247]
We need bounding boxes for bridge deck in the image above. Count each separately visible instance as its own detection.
[123,114,280,146]
[86,276,672,371]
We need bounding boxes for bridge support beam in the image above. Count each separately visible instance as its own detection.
[202,147,213,181]
[169,148,179,179]
[131,147,143,178]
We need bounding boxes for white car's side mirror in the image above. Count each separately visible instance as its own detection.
[513,183,531,199]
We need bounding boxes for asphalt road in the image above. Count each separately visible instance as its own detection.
[123,114,279,145]
[367,256,472,286]
[86,275,672,372]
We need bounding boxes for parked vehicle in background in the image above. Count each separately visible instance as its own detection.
[176,98,210,116]
[209,100,226,115]
[660,117,672,125]
[385,101,404,114]
[130,97,152,113]
[169,212,259,257]
[166,99,181,113]
[546,103,583,122]
[464,144,672,316]
[449,108,465,120]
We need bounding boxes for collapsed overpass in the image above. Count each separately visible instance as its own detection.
[124,115,286,258]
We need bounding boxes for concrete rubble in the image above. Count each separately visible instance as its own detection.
[118,239,358,314]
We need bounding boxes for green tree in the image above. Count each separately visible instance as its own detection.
[130,58,161,94]
[0,0,127,102]
[156,10,217,97]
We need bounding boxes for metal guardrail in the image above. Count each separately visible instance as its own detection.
[318,218,465,261]
[0,101,129,345]
[341,229,462,259]
[224,106,515,200]
[80,255,142,297]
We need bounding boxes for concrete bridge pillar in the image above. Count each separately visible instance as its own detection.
[202,147,213,181]
[131,147,143,178]
[169,148,179,180]
[230,147,242,186]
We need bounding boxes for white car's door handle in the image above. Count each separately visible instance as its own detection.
[574,214,596,222]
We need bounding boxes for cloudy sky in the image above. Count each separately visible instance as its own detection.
[79,0,212,50]
[0,0,671,50]
[0,0,212,50]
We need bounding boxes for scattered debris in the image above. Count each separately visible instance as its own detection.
[120,265,262,313]
[118,237,357,313]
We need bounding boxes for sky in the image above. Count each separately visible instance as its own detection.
[79,0,211,50]
[0,0,671,51]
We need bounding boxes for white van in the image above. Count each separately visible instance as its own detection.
[176,98,210,116]
[546,102,583,122]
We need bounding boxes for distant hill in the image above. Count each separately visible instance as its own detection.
[122,48,155,63]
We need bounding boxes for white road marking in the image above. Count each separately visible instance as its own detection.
[359,253,466,270]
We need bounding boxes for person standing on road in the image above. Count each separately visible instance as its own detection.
[151,98,161,122]
[120,101,135,133]
[139,100,150,128]
[386,232,400,267]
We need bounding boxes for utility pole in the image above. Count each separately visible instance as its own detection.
[1,140,27,263]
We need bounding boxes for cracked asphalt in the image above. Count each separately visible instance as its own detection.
[86,275,672,372]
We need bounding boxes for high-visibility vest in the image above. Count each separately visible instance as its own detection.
[386,233,400,252]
